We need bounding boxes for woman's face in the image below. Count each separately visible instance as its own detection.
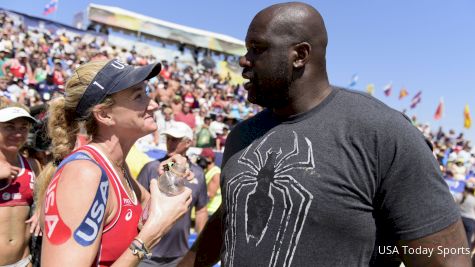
[0,118,30,153]
[108,82,159,138]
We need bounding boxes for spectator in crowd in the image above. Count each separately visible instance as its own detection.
[137,121,208,267]
[456,179,475,251]
[0,47,10,77]
[215,125,228,152]
[209,113,226,141]
[51,59,66,87]
[0,104,41,267]
[174,102,196,130]
[170,95,183,115]
[33,58,50,84]
[197,148,221,216]
[2,51,32,81]
[35,74,60,102]
[0,76,15,102]
[195,116,214,148]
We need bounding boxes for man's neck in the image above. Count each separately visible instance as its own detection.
[272,83,332,118]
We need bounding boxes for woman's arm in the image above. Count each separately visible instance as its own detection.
[41,160,109,266]
[207,172,220,199]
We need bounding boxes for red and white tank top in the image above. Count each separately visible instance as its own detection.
[84,145,142,266]
[43,145,142,266]
[0,155,35,207]
[9,62,26,79]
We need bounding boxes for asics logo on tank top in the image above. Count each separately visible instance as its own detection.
[125,209,133,221]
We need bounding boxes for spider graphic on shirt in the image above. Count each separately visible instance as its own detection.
[224,131,316,267]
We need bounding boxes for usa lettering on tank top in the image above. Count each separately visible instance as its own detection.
[82,145,142,267]
[43,146,142,267]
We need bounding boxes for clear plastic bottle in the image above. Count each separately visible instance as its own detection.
[157,162,187,196]
[139,162,187,228]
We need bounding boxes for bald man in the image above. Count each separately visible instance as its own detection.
[179,2,470,267]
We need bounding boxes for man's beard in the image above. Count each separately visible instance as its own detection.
[252,68,291,108]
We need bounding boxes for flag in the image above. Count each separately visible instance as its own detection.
[410,91,422,109]
[383,83,392,96]
[399,87,408,100]
[43,0,58,15]
[464,104,472,129]
[348,73,358,88]
[434,98,444,120]
[366,84,375,95]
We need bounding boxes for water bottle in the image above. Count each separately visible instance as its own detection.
[157,162,187,196]
[139,162,187,228]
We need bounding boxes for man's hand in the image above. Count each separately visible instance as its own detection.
[177,250,196,267]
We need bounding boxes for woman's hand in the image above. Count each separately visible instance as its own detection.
[0,160,21,180]
[25,208,42,236]
[157,154,195,182]
[139,178,192,249]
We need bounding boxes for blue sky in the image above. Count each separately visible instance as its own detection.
[2,0,475,142]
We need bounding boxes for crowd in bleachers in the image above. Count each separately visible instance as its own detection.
[413,117,475,183]
[0,10,262,163]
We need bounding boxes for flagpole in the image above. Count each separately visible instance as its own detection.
[54,0,59,22]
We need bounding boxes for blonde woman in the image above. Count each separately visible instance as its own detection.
[36,59,192,266]
[0,104,41,267]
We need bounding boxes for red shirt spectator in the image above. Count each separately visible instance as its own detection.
[175,103,196,129]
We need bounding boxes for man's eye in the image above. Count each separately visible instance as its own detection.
[251,45,264,54]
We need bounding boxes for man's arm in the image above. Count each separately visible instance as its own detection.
[397,219,471,267]
[194,206,208,234]
[178,205,223,267]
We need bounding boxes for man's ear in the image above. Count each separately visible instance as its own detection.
[92,105,114,126]
[292,42,311,68]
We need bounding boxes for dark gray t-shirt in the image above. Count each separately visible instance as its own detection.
[137,159,208,258]
[220,87,460,267]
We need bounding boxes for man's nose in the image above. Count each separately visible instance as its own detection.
[239,56,251,68]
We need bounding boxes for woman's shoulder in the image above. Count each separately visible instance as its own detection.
[59,158,103,184]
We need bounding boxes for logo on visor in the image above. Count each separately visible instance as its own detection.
[110,60,125,70]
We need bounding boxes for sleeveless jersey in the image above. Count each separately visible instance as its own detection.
[0,155,35,207]
[43,145,142,267]
[205,165,221,214]
[9,62,26,79]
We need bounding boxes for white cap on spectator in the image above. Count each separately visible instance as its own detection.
[161,121,193,140]
[17,51,27,58]
[0,107,37,123]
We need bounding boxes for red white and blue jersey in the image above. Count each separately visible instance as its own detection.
[0,155,35,207]
[44,145,142,267]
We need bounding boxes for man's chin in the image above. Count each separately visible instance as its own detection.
[247,95,268,108]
